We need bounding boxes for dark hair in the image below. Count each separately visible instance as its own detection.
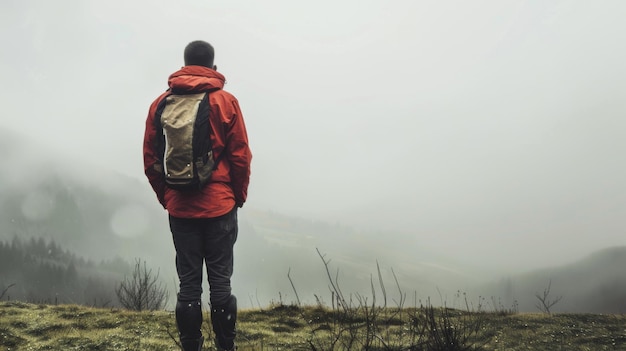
[184,40,215,67]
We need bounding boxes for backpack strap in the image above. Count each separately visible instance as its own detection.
[212,142,228,170]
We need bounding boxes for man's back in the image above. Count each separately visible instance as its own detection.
[143,65,251,218]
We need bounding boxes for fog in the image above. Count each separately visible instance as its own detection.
[2,0,625,300]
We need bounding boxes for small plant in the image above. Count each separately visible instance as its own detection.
[535,279,563,315]
[115,258,169,311]
[414,299,488,351]
[287,249,492,351]
[489,296,518,316]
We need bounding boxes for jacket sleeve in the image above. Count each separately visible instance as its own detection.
[143,94,168,209]
[224,98,252,207]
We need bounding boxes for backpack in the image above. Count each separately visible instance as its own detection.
[153,91,223,191]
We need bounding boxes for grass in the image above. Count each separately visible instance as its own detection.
[1,301,626,350]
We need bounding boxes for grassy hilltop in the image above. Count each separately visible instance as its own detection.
[1,301,626,351]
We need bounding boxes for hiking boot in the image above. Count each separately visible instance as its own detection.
[180,336,203,351]
[211,295,237,351]
[176,299,203,351]
[214,339,236,351]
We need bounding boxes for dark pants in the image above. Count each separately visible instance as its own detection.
[169,207,238,305]
[169,207,238,349]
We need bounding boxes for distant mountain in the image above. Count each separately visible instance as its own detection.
[0,128,487,307]
[3,128,624,312]
[0,130,423,291]
[475,246,626,313]
[0,127,167,261]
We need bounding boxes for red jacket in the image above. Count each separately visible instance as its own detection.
[143,66,252,218]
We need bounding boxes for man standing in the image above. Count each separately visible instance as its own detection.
[143,40,251,351]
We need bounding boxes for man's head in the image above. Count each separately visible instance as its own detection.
[184,40,215,69]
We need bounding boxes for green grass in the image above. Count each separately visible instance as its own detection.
[1,301,626,350]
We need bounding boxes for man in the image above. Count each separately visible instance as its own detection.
[143,40,252,351]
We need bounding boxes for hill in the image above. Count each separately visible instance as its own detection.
[1,301,625,351]
[476,246,626,313]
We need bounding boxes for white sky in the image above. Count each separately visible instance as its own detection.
[1,0,625,270]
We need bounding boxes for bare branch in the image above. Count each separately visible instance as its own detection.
[0,283,15,300]
[287,267,301,306]
[535,279,563,314]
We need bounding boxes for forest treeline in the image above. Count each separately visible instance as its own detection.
[0,236,131,307]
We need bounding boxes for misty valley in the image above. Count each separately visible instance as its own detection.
[1,132,625,315]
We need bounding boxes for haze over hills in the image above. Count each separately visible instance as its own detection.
[474,246,626,314]
[1,128,624,312]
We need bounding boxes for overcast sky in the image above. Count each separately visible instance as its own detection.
[1,0,625,270]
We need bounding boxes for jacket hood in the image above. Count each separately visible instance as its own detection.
[168,65,225,93]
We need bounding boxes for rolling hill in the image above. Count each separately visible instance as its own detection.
[1,128,624,312]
